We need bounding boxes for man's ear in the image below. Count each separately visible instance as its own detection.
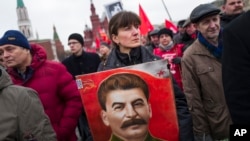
[221,5,226,12]
[101,110,110,126]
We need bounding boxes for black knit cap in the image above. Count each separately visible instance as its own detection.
[158,28,173,38]
[68,33,84,46]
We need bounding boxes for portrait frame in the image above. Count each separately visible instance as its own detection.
[76,59,179,141]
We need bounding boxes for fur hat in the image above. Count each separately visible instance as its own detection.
[158,28,173,38]
[0,30,30,50]
[68,33,84,46]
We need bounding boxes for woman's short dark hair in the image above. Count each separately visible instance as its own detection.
[108,11,141,46]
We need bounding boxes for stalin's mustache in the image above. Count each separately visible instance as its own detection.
[120,118,147,129]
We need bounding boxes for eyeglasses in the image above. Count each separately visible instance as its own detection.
[68,41,79,46]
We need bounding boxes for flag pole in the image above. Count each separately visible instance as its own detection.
[161,0,173,21]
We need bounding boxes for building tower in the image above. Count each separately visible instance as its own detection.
[53,25,65,61]
[16,0,34,40]
[90,0,101,47]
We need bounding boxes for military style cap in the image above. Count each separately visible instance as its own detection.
[190,4,221,23]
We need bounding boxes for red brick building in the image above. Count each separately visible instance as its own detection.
[83,1,109,52]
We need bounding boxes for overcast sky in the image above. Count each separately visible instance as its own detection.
[0,0,214,50]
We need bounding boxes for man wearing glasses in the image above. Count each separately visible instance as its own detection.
[62,33,101,141]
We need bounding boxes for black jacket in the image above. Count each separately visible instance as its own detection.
[222,10,250,124]
[220,12,244,28]
[62,51,101,78]
[98,46,194,141]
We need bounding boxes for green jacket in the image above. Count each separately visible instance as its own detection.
[0,67,57,141]
[109,132,165,141]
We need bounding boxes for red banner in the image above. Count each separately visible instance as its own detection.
[139,4,154,35]
[165,19,178,34]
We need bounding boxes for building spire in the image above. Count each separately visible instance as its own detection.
[53,25,60,40]
[90,0,96,15]
[17,0,25,8]
[16,0,34,40]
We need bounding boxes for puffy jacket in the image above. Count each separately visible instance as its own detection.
[0,67,56,140]
[7,44,82,141]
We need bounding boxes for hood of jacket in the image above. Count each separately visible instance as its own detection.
[29,43,47,70]
[0,67,12,90]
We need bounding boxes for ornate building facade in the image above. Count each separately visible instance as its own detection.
[16,0,65,61]
[83,0,109,52]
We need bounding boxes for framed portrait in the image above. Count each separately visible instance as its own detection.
[76,59,179,141]
[104,0,123,20]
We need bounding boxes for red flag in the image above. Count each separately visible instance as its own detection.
[165,19,178,34]
[95,38,100,49]
[139,4,154,35]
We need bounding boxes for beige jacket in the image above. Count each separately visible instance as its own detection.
[181,40,232,140]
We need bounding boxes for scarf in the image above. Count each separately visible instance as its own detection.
[198,31,223,60]
[159,41,174,51]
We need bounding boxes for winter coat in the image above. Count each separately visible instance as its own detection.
[98,46,194,141]
[181,39,232,140]
[62,50,100,141]
[222,10,250,124]
[62,51,101,78]
[220,12,244,28]
[7,44,82,141]
[0,67,56,141]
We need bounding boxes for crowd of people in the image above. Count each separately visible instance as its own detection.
[0,0,249,140]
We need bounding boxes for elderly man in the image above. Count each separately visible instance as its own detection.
[181,4,232,141]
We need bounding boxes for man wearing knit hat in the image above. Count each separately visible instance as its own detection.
[153,27,184,90]
[62,33,101,141]
[181,3,232,141]
[0,30,83,141]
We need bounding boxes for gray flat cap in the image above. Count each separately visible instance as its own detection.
[183,18,191,27]
[190,4,220,23]
[149,29,160,36]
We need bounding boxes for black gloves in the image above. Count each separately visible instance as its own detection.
[172,57,182,64]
